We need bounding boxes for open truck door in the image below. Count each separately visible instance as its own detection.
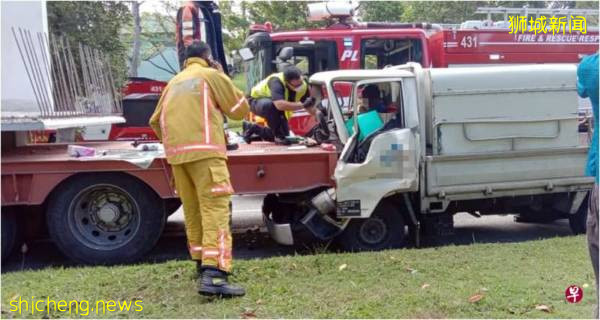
[333,77,420,219]
[176,1,228,73]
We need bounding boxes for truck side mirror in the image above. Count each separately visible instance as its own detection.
[238,48,254,61]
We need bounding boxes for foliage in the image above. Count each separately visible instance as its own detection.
[1,236,596,318]
[47,1,131,88]
[359,1,599,24]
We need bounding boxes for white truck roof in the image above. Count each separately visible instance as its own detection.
[309,69,415,84]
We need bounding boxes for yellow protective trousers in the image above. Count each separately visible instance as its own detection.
[171,157,234,272]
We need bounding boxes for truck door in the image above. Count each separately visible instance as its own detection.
[334,78,420,218]
[176,1,229,72]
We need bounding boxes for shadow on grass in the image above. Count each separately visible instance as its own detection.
[2,214,575,273]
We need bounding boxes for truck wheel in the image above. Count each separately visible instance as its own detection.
[337,201,407,251]
[569,194,589,235]
[1,209,19,263]
[46,173,166,265]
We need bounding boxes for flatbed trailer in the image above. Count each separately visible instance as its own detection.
[1,140,337,264]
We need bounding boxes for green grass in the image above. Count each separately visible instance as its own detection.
[1,236,596,318]
[232,72,247,93]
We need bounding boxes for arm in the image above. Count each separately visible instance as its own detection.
[209,71,250,120]
[149,86,169,141]
[273,100,304,111]
[268,78,304,111]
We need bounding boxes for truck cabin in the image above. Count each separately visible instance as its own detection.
[309,69,419,162]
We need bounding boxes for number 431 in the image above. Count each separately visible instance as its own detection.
[460,36,478,48]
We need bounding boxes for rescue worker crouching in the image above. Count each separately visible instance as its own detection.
[243,66,316,145]
[149,40,249,298]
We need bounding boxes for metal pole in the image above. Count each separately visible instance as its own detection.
[25,29,53,117]
[11,27,45,117]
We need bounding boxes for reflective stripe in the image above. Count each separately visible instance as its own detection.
[182,21,194,28]
[210,184,234,196]
[203,82,211,144]
[166,143,225,156]
[218,230,226,269]
[182,29,194,36]
[202,248,220,259]
[217,229,231,270]
[189,245,203,253]
[230,96,246,113]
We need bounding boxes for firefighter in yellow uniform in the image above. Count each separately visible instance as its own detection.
[149,41,249,297]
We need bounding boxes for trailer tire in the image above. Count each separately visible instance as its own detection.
[337,201,407,251]
[569,193,589,235]
[47,173,165,265]
[1,209,19,263]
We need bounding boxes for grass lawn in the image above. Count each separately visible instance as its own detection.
[1,236,596,318]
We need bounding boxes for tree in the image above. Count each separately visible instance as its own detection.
[47,1,131,88]
[359,1,597,24]
[359,1,405,22]
[129,1,142,77]
[220,1,251,53]
[246,1,324,32]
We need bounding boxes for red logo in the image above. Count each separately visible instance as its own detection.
[565,285,583,303]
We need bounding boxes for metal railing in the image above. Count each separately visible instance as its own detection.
[9,27,123,119]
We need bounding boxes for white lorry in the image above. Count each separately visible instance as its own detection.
[263,63,593,250]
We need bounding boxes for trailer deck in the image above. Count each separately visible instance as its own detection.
[1,141,338,206]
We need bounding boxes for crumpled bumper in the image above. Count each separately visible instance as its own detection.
[263,213,294,246]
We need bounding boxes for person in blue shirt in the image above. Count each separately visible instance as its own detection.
[577,52,598,318]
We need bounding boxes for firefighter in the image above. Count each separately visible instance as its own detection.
[243,66,316,145]
[149,40,249,297]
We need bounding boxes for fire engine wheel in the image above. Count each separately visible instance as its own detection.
[337,201,408,251]
[1,209,19,263]
[569,193,589,235]
[47,173,165,265]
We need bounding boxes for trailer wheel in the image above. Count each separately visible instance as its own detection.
[569,193,589,235]
[1,209,19,263]
[47,173,165,265]
[337,201,407,251]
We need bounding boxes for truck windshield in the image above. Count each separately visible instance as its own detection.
[361,38,423,69]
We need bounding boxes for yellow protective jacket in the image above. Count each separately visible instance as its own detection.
[149,57,249,165]
[250,72,308,119]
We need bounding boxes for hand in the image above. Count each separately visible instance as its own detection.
[302,97,316,108]
[208,58,224,73]
[305,105,317,117]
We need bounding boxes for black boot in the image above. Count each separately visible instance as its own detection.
[198,266,245,297]
[274,136,291,146]
[242,121,255,144]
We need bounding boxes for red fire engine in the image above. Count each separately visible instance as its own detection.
[109,5,599,140]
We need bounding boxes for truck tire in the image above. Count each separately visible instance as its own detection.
[569,194,589,235]
[46,173,166,265]
[337,201,407,251]
[1,209,19,263]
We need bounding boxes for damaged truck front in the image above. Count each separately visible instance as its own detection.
[263,63,594,251]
